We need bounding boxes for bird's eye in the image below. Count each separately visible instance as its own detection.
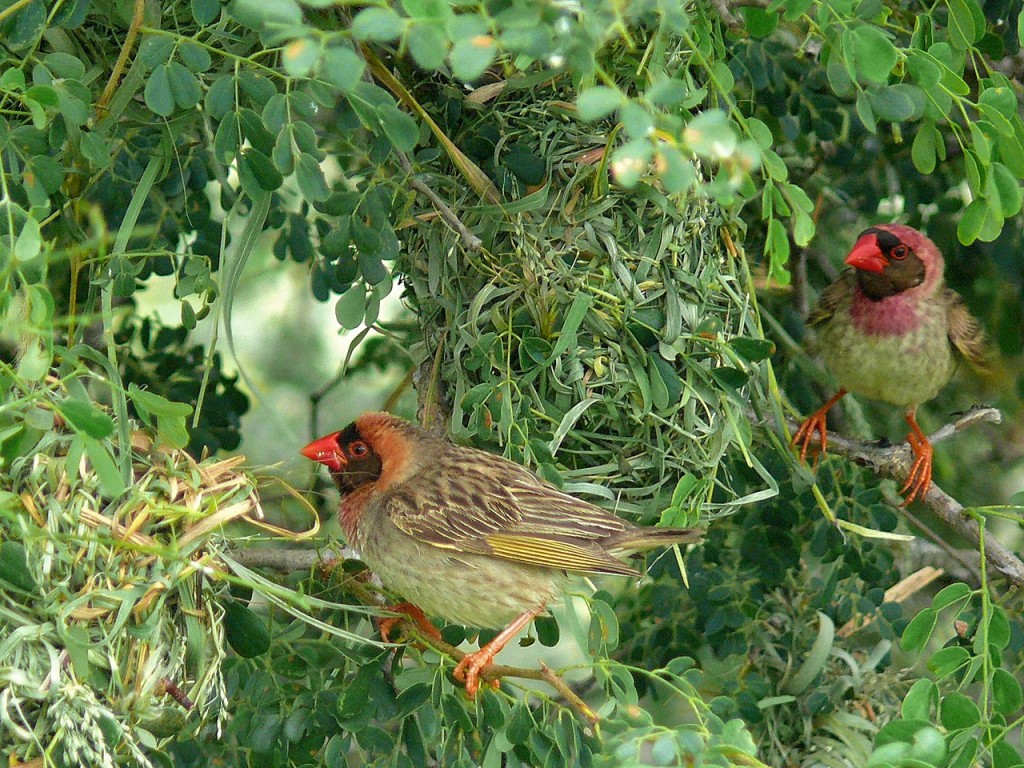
[349,441,368,457]
[892,245,908,260]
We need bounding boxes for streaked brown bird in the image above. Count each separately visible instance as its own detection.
[301,411,700,698]
[793,224,988,503]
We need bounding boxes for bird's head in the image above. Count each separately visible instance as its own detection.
[301,422,383,494]
[845,224,943,300]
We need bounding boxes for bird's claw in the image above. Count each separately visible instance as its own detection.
[898,431,933,506]
[378,603,442,644]
[452,651,500,699]
[793,412,829,465]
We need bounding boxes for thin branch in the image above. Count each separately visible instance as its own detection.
[396,151,482,252]
[781,406,1024,587]
[231,546,347,571]
[96,0,146,111]
[230,544,599,722]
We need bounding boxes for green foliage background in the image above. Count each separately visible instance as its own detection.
[1,0,1023,766]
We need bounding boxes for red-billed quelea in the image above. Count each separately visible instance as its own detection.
[793,224,988,504]
[301,412,700,698]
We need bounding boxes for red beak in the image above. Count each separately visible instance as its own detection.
[845,233,887,273]
[300,432,344,472]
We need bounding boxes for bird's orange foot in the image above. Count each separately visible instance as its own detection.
[378,603,443,644]
[793,412,829,464]
[452,649,502,699]
[899,430,933,506]
[793,390,847,464]
[450,606,542,699]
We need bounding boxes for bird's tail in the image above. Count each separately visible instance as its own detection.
[605,526,702,555]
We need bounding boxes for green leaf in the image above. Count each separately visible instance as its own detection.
[956,199,985,244]
[979,86,1018,119]
[296,153,330,202]
[82,436,126,498]
[793,209,814,246]
[646,76,688,107]
[167,61,201,109]
[549,293,593,358]
[230,0,302,27]
[996,127,1024,176]
[900,607,937,653]
[670,473,700,508]
[144,63,174,117]
[855,90,876,132]
[351,7,405,41]
[946,0,978,49]
[620,101,654,139]
[79,132,111,169]
[742,6,778,36]
[407,23,448,70]
[335,286,366,329]
[14,215,42,261]
[992,668,1023,716]
[990,162,1022,218]
[272,129,294,174]
[939,692,981,731]
[868,85,916,122]
[912,122,939,173]
[322,45,365,93]
[926,645,969,677]
[450,35,496,81]
[710,366,749,390]
[358,251,388,285]
[24,84,58,108]
[849,25,899,84]
[223,600,271,657]
[907,51,941,88]
[138,36,174,68]
[991,741,1024,768]
[128,384,194,418]
[577,86,622,120]
[985,605,1011,650]
[282,37,322,78]
[205,75,235,119]
[0,541,37,592]
[766,216,791,265]
[657,146,697,194]
[376,104,419,151]
[242,148,284,191]
[685,109,735,157]
[901,679,936,720]
[826,59,856,98]
[931,582,971,610]
[192,0,220,24]
[178,41,212,73]
[730,337,775,362]
[59,399,115,439]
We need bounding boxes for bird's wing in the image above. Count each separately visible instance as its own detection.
[806,270,855,328]
[944,288,989,371]
[383,446,638,576]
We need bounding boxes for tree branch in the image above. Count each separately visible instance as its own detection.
[782,406,1024,587]
[397,151,482,252]
[230,545,599,722]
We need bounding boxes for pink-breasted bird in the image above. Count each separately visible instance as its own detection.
[301,412,700,698]
[793,224,988,503]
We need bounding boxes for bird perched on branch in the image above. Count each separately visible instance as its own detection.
[301,411,700,698]
[793,223,988,504]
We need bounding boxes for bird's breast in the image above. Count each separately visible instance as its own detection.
[849,291,922,337]
[820,301,956,408]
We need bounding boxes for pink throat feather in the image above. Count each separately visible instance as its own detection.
[849,287,922,336]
